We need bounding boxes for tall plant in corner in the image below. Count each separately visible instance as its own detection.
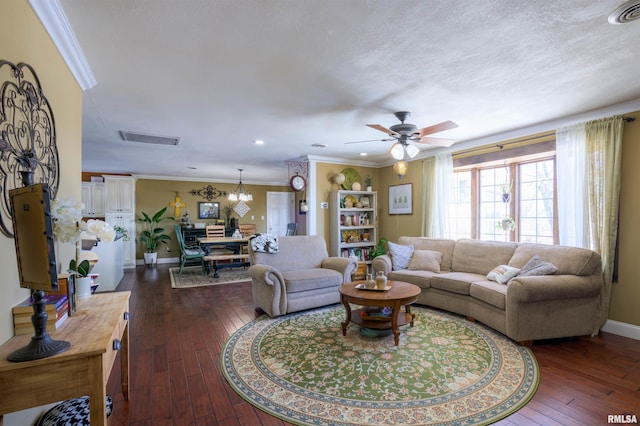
[137,207,174,265]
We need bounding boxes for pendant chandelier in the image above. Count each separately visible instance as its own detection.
[228,169,252,201]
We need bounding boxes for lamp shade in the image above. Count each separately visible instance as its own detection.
[405,144,420,158]
[393,161,408,180]
[390,144,404,160]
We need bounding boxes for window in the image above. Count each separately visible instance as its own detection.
[451,156,556,243]
[446,170,472,240]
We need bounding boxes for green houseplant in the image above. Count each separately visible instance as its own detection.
[137,207,175,265]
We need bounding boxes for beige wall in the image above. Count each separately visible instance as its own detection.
[612,113,640,326]
[0,0,83,343]
[0,0,83,423]
[135,179,289,259]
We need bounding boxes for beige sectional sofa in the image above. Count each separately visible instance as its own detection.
[372,237,605,344]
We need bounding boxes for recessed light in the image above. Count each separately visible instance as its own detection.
[312,143,327,148]
[360,152,367,156]
[254,139,264,145]
[188,166,197,170]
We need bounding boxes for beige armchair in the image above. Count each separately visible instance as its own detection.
[248,235,357,317]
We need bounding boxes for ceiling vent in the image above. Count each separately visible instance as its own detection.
[119,130,180,146]
[609,0,640,24]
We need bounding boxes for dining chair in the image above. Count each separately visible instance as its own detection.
[205,224,226,239]
[174,224,206,275]
[239,223,257,237]
[286,222,297,236]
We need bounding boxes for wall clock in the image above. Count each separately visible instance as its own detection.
[290,174,306,192]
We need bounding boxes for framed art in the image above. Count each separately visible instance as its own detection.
[198,202,220,219]
[389,183,412,215]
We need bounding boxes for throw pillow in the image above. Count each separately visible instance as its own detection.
[487,265,521,284]
[408,250,442,273]
[387,241,414,271]
[519,255,558,276]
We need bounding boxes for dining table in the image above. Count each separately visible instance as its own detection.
[197,236,251,277]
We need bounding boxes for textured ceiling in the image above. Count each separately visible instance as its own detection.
[59,0,640,184]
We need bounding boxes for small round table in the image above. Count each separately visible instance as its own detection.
[339,280,421,346]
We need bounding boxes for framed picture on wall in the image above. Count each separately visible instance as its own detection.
[389,183,412,215]
[198,202,220,219]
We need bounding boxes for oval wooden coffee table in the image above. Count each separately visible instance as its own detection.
[339,280,420,346]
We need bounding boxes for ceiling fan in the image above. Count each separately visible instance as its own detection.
[346,111,458,160]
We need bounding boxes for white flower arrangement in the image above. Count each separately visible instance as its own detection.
[52,198,115,243]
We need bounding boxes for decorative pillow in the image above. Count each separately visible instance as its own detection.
[487,265,521,284]
[408,250,442,273]
[387,241,414,271]
[519,255,558,276]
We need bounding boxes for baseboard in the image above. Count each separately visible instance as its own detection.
[136,256,179,266]
[601,319,640,341]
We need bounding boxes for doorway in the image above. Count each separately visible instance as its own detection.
[266,192,295,236]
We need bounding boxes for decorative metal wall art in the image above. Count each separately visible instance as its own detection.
[189,185,227,201]
[0,60,60,237]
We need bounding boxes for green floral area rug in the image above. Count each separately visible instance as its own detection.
[222,305,539,425]
[169,265,250,288]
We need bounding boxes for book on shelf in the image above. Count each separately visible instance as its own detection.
[13,310,69,335]
[11,294,68,315]
[13,301,69,323]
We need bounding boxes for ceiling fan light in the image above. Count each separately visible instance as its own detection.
[405,144,420,158]
[390,144,404,160]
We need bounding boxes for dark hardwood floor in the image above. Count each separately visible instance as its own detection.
[106,264,640,426]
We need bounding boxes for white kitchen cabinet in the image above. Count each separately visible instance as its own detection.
[104,176,135,214]
[105,213,136,268]
[81,182,105,217]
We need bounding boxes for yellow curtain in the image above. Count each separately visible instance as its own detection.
[585,116,624,330]
[421,157,436,237]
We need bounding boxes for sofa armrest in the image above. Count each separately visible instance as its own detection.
[372,254,392,275]
[248,264,287,316]
[321,257,358,282]
[507,274,603,303]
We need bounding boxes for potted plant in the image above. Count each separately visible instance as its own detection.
[137,207,175,265]
[497,217,516,232]
[369,237,388,259]
[364,175,373,192]
[499,180,513,203]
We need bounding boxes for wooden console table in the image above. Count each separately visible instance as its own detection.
[0,291,130,425]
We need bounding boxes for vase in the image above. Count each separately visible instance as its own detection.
[75,276,92,299]
[375,271,387,289]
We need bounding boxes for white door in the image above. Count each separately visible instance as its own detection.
[266,192,295,236]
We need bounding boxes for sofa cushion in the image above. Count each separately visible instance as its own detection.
[408,250,442,273]
[451,239,518,275]
[387,241,414,270]
[388,270,436,289]
[398,237,456,272]
[519,255,558,276]
[508,243,601,276]
[282,268,343,293]
[470,281,508,310]
[431,272,486,295]
[486,265,520,284]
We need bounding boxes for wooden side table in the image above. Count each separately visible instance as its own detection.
[0,292,130,425]
[339,281,420,346]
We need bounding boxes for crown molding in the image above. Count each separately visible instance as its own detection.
[29,0,96,90]
[131,174,287,186]
[304,155,381,168]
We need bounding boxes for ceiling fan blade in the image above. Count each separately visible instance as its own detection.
[344,138,394,145]
[415,137,456,147]
[416,120,458,138]
[367,124,399,136]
